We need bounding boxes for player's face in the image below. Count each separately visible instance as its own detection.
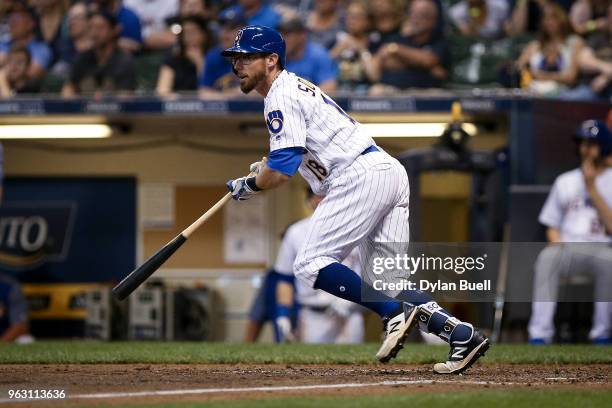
[579,140,601,162]
[232,53,267,93]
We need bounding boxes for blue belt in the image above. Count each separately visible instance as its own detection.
[361,145,379,155]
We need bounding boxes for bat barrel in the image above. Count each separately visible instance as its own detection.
[112,234,187,300]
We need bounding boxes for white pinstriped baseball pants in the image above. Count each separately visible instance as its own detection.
[294,150,410,287]
[528,244,612,341]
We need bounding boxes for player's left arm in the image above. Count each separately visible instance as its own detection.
[584,161,612,234]
[588,188,612,233]
[254,165,293,190]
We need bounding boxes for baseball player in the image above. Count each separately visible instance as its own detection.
[244,266,297,343]
[528,119,612,344]
[0,272,29,343]
[224,25,489,374]
[275,189,365,344]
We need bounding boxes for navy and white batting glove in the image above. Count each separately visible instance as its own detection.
[226,176,261,201]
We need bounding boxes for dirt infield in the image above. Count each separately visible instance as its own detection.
[0,363,610,407]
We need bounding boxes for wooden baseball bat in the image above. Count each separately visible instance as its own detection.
[112,192,233,300]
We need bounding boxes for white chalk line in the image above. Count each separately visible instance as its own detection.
[0,378,544,404]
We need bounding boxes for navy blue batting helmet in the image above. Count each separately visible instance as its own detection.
[222,25,286,68]
[575,119,612,157]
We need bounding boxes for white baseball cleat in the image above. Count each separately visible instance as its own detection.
[376,303,417,363]
[433,327,490,374]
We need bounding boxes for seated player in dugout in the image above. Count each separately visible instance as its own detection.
[0,272,30,343]
[243,267,297,343]
[224,25,489,374]
[528,119,612,345]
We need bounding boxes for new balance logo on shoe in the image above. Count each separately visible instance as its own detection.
[375,303,417,363]
[388,321,400,334]
[434,329,490,374]
[451,346,468,359]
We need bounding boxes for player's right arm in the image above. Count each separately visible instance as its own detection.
[546,228,562,243]
[539,177,565,243]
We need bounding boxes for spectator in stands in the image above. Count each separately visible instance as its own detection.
[566,2,612,100]
[0,272,30,343]
[330,0,374,93]
[505,0,549,36]
[0,0,17,45]
[31,0,66,66]
[177,0,212,20]
[368,0,404,51]
[307,0,344,49]
[156,16,210,96]
[449,0,510,40]
[0,6,51,79]
[0,132,3,201]
[62,11,136,97]
[570,0,610,37]
[221,0,282,29]
[124,0,179,51]
[279,17,337,93]
[53,1,92,77]
[89,0,142,53]
[516,3,583,96]
[570,48,612,100]
[157,0,213,54]
[0,46,40,96]
[198,10,244,97]
[369,0,449,94]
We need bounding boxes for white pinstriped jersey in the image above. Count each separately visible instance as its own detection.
[264,70,374,194]
[539,168,612,242]
[275,216,362,307]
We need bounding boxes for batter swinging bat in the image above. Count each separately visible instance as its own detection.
[112,192,233,300]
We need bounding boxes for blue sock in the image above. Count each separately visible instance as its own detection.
[314,262,400,318]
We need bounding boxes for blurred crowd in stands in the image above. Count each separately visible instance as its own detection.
[0,0,609,99]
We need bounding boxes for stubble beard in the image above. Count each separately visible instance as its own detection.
[240,69,266,94]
